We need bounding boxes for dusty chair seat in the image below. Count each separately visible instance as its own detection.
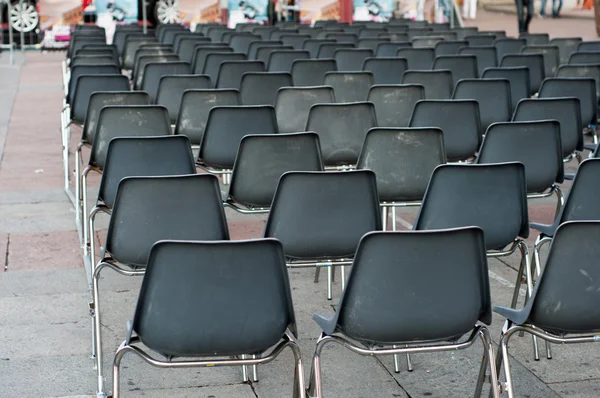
[494,221,600,398]
[308,228,500,398]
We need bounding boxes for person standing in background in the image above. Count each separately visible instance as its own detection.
[539,0,563,17]
[516,0,534,32]
[463,0,477,19]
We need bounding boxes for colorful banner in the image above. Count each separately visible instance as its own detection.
[95,0,138,23]
[39,0,83,30]
[352,0,393,21]
[298,0,340,24]
[227,0,269,27]
[179,0,221,25]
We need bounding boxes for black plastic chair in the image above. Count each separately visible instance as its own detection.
[317,42,355,58]
[239,72,293,105]
[306,102,377,167]
[303,39,336,57]
[215,60,265,89]
[569,51,600,65]
[226,133,324,212]
[230,33,262,53]
[414,162,530,316]
[396,47,435,70]
[434,40,468,56]
[494,38,527,64]
[198,105,278,172]
[520,45,560,77]
[412,36,445,48]
[248,40,283,59]
[123,38,159,70]
[323,71,374,102]
[70,55,118,67]
[264,170,382,299]
[176,37,214,60]
[133,54,180,90]
[452,27,479,41]
[334,48,374,72]
[281,34,312,49]
[113,238,305,398]
[267,50,310,72]
[477,121,564,218]
[556,64,600,103]
[376,42,412,57]
[539,77,597,130]
[578,41,600,52]
[141,62,192,102]
[520,33,549,45]
[67,64,120,105]
[407,28,434,40]
[68,75,130,126]
[367,84,424,127]
[325,32,358,44]
[256,45,295,65]
[465,34,496,47]
[91,174,229,396]
[307,227,500,398]
[550,37,583,64]
[494,221,600,398]
[362,57,407,84]
[357,38,389,52]
[512,97,583,160]
[402,70,453,99]
[172,34,209,54]
[410,100,481,161]
[175,89,241,145]
[192,47,234,74]
[357,127,445,231]
[452,78,512,135]
[202,52,246,84]
[458,46,497,76]
[156,75,212,123]
[290,59,337,86]
[500,53,545,94]
[275,86,335,133]
[433,54,478,85]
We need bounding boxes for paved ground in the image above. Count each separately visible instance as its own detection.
[0,11,600,398]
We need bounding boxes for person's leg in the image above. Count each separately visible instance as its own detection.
[553,0,563,16]
[525,0,534,31]
[470,0,478,18]
[515,0,525,32]
[540,0,547,16]
[595,0,600,36]
[463,0,469,19]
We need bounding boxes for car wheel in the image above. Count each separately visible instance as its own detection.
[9,0,39,33]
[154,0,180,24]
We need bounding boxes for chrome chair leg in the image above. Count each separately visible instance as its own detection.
[307,333,329,398]
[392,345,400,373]
[252,354,259,382]
[405,346,413,372]
[327,265,333,300]
[517,240,539,361]
[475,327,500,398]
[391,206,397,232]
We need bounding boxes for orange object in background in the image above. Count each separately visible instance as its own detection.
[82,0,92,10]
[584,0,593,9]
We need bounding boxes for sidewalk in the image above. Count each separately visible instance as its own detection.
[0,14,598,397]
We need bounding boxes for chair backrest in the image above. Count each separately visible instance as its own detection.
[520,33,549,46]
[555,159,600,226]
[154,74,210,110]
[451,27,478,41]
[264,170,382,259]
[75,48,118,65]
[569,51,600,65]
[113,32,146,57]
[133,239,296,357]
[215,60,265,89]
[175,89,241,145]
[303,39,335,57]
[512,97,583,157]
[366,84,424,127]
[290,59,338,86]
[68,64,120,104]
[452,78,512,135]
[71,75,130,123]
[228,133,324,207]
[317,42,355,58]
[89,105,172,169]
[305,102,377,166]
[325,32,358,44]
[69,37,106,59]
[281,34,312,49]
[458,46,497,76]
[411,36,445,49]
[275,86,335,133]
[376,42,411,57]
[247,40,283,59]
[71,55,118,67]
[267,50,311,72]
[133,54,180,89]
[177,38,214,60]
[173,34,210,54]
[500,53,545,94]
[331,227,491,342]
[477,120,564,194]
[82,91,150,144]
[494,38,527,63]
[396,47,435,70]
[123,38,159,69]
[141,62,192,101]
[99,135,196,208]
[401,70,453,99]
[334,48,374,72]
[414,162,529,250]
[229,33,261,53]
[407,28,434,40]
[433,55,478,85]
[357,38,390,52]
[409,99,481,161]
[199,105,278,169]
[362,57,408,84]
[359,29,386,39]
[465,35,496,46]
[105,174,229,266]
[192,47,234,74]
[481,67,530,113]
[556,64,600,101]
[239,72,293,106]
[525,221,600,333]
[539,77,597,126]
[550,37,583,64]
[161,26,188,44]
[520,45,560,77]
[323,71,374,102]
[435,40,468,56]
[357,127,445,202]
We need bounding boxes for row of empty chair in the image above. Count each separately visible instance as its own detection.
[61,21,600,398]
